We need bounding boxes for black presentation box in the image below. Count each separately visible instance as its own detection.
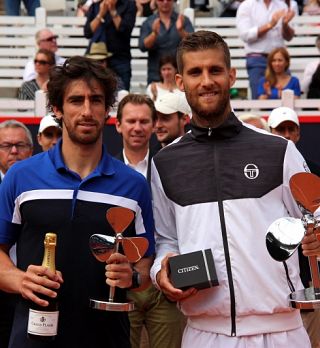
[169,249,219,291]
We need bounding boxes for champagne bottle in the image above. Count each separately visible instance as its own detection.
[27,233,59,340]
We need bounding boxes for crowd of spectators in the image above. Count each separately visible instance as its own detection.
[5,0,320,102]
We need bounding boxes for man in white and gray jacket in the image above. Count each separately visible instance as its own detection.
[150,30,320,348]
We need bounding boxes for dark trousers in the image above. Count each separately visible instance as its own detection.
[0,292,17,348]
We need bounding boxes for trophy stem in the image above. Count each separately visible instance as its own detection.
[309,255,320,293]
[108,238,120,302]
[89,237,135,312]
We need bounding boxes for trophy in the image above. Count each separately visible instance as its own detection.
[266,172,320,309]
[89,206,149,311]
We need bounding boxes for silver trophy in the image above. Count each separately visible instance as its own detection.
[266,172,320,309]
[89,206,149,312]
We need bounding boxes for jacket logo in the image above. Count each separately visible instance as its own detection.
[244,164,259,179]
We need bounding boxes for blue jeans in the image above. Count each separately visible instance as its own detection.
[246,56,267,99]
[5,0,40,15]
[109,59,131,91]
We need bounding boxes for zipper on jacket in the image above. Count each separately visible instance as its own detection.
[208,128,213,136]
[213,143,237,337]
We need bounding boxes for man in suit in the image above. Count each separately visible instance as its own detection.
[115,93,185,348]
[115,94,157,183]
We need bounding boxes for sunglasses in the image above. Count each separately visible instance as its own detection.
[34,59,50,65]
[40,35,58,42]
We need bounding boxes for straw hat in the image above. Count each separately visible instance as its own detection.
[86,42,113,60]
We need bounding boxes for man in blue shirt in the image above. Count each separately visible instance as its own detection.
[0,56,155,348]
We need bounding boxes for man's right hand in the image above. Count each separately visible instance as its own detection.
[99,0,109,17]
[20,265,63,307]
[152,18,161,36]
[271,9,286,27]
[156,253,197,302]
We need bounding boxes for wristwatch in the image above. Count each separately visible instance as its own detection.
[130,269,141,289]
[96,14,105,23]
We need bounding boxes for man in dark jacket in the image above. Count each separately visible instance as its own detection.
[84,0,136,91]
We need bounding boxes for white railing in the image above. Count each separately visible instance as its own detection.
[1,90,319,119]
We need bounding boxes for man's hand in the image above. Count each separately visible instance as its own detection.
[20,265,63,307]
[283,9,295,25]
[176,14,185,33]
[152,18,161,35]
[99,0,109,17]
[270,9,286,27]
[105,252,133,288]
[301,225,320,257]
[156,253,197,302]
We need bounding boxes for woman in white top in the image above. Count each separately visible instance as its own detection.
[146,55,184,101]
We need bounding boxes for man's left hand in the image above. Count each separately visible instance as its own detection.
[176,14,184,33]
[283,9,295,25]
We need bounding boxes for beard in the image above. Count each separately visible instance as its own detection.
[186,88,231,127]
[62,118,103,145]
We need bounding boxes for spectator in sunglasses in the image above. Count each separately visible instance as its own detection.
[37,114,62,152]
[18,49,55,100]
[23,28,65,82]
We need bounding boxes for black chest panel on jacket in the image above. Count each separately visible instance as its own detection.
[154,122,288,207]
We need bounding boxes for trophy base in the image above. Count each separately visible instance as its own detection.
[90,298,135,312]
[288,287,320,310]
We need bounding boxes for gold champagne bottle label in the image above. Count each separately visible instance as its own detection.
[42,233,57,273]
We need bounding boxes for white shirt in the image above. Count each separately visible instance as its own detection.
[23,54,66,82]
[236,0,291,54]
[301,59,320,95]
[146,83,185,101]
[123,149,149,179]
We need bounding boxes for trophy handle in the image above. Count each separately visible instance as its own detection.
[309,255,320,291]
[108,237,120,303]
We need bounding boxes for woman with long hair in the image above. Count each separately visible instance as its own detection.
[257,47,301,99]
[146,55,183,101]
[18,49,55,100]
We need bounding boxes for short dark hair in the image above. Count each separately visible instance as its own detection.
[36,48,55,66]
[117,94,157,123]
[47,56,117,114]
[176,30,231,73]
